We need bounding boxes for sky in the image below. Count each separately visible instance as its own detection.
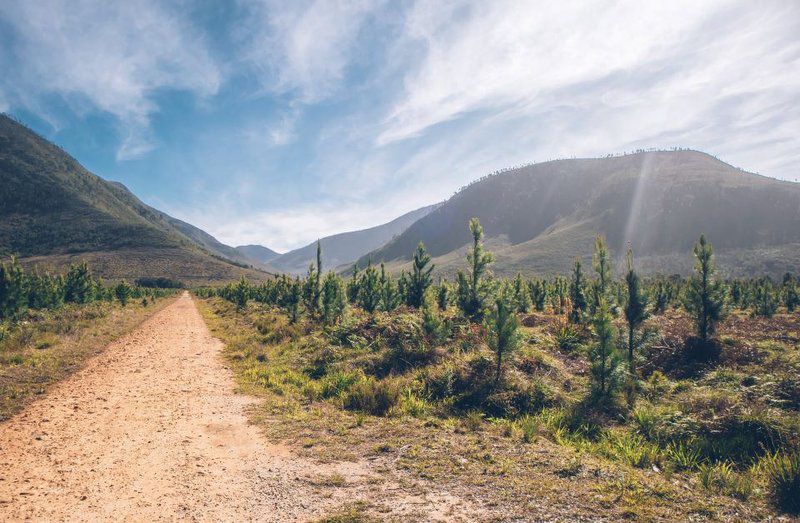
[1,0,798,252]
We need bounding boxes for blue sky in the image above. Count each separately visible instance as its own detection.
[1,0,798,252]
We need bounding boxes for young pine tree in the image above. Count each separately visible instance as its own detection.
[456,218,494,321]
[358,262,381,314]
[589,298,623,401]
[528,278,548,312]
[436,278,450,311]
[0,256,27,320]
[512,273,531,313]
[285,278,302,323]
[406,242,434,308]
[114,280,133,306]
[591,235,613,311]
[752,279,779,318]
[684,235,727,343]
[486,296,521,384]
[64,261,95,304]
[321,272,346,326]
[346,264,360,304]
[232,277,249,311]
[785,279,799,312]
[568,258,588,323]
[622,249,649,372]
[379,263,400,312]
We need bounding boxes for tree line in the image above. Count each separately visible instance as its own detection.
[0,258,176,321]
[199,218,798,405]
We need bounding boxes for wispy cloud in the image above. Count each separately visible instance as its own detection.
[240,0,383,101]
[1,0,798,250]
[0,0,221,159]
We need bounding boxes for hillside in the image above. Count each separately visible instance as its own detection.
[359,151,800,277]
[0,114,267,284]
[235,244,281,265]
[269,203,440,274]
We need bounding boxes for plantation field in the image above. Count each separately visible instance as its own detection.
[197,296,799,521]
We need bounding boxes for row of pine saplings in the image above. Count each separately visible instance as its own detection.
[201,218,797,390]
[0,259,174,321]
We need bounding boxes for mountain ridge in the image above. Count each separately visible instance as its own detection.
[358,150,800,278]
[268,203,441,274]
[0,114,268,283]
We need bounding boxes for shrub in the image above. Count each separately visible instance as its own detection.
[398,387,431,418]
[667,440,704,470]
[552,321,583,353]
[763,451,800,514]
[319,370,361,399]
[342,377,400,416]
[597,431,660,468]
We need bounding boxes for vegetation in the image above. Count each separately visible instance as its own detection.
[198,220,800,518]
[0,258,176,419]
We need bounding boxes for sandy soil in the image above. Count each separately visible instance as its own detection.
[0,292,479,522]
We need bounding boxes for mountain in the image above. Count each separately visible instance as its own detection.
[359,150,800,278]
[0,114,268,284]
[235,244,281,264]
[269,204,441,275]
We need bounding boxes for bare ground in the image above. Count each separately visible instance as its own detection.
[0,293,480,522]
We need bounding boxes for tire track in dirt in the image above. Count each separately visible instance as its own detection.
[0,292,480,522]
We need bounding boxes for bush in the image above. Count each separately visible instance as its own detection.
[597,431,660,468]
[342,377,400,416]
[552,321,583,353]
[763,451,800,514]
[319,370,361,399]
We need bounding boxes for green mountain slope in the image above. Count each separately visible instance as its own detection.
[360,151,800,277]
[269,203,441,274]
[0,114,267,284]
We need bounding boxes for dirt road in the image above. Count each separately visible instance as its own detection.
[0,292,478,522]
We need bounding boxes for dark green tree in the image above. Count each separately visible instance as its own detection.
[64,261,94,304]
[568,258,587,323]
[114,280,133,306]
[379,263,400,311]
[752,279,779,318]
[456,218,494,321]
[232,277,249,311]
[528,278,547,312]
[785,278,799,312]
[406,242,434,308]
[346,263,360,304]
[684,235,727,342]
[321,272,346,326]
[285,278,302,323]
[591,235,613,311]
[512,273,531,313]
[436,278,450,311]
[622,249,649,371]
[486,296,521,383]
[0,257,27,319]
[358,262,381,314]
[589,298,623,400]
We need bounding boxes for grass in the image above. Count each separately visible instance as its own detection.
[198,296,800,520]
[0,296,174,420]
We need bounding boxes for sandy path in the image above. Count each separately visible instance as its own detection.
[0,292,481,522]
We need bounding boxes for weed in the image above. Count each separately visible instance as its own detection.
[762,450,800,514]
[342,377,400,416]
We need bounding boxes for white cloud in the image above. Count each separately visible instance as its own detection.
[0,0,221,159]
[240,0,383,101]
[171,196,427,252]
[377,0,800,150]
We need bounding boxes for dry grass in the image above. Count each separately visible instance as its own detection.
[0,296,175,420]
